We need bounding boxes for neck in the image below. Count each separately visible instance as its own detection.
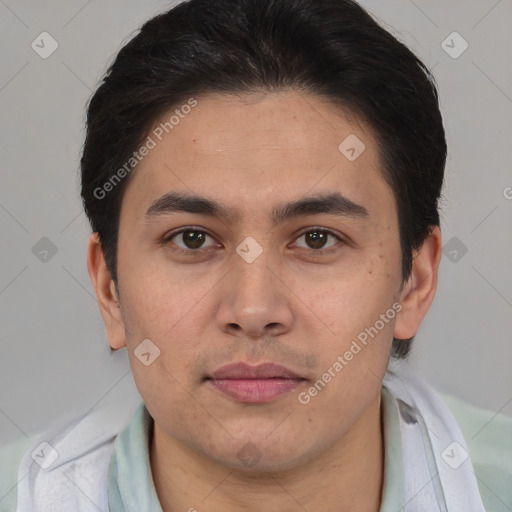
[150,392,384,512]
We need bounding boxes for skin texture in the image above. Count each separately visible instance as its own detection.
[88,91,442,511]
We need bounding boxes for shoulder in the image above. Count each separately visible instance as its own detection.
[0,396,142,512]
[0,434,41,512]
[440,391,512,510]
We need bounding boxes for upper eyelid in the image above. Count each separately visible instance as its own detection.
[292,228,343,246]
[295,227,343,239]
[163,226,218,243]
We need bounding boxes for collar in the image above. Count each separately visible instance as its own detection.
[107,387,404,511]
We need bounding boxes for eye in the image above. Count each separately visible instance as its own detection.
[162,227,219,253]
[292,228,344,254]
[161,226,344,257]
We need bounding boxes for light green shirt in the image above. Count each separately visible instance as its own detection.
[1,387,511,511]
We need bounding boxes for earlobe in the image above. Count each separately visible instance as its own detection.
[87,232,127,350]
[393,226,443,340]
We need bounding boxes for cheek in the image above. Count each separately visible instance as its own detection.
[289,256,398,395]
[137,360,211,444]
[118,267,208,399]
[127,341,200,430]
[293,252,399,338]
[118,252,212,341]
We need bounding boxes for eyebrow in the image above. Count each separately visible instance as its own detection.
[144,191,370,225]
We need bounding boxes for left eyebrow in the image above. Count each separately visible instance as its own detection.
[144,191,370,225]
[271,192,370,224]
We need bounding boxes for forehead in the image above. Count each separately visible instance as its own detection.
[120,91,395,225]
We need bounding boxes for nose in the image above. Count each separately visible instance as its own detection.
[215,245,294,340]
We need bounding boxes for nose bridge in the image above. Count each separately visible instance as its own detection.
[217,235,294,336]
[232,236,278,305]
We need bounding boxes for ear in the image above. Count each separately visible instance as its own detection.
[394,225,442,340]
[87,232,127,350]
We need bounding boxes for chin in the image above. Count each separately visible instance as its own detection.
[204,436,316,475]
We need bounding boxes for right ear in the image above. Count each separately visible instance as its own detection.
[86,232,127,350]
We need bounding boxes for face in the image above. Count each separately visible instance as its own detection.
[114,91,403,471]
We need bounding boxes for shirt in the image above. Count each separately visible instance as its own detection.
[1,385,511,511]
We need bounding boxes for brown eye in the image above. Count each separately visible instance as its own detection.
[181,230,206,249]
[163,228,218,252]
[304,231,328,249]
[294,229,341,252]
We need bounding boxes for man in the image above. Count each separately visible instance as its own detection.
[2,0,511,511]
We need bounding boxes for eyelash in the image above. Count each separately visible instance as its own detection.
[161,226,345,257]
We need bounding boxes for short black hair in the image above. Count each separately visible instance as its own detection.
[81,0,447,359]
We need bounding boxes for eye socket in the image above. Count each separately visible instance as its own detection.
[291,228,344,254]
[162,227,219,254]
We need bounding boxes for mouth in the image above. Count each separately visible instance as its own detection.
[206,362,307,404]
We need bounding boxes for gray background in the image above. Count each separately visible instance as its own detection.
[1,0,511,449]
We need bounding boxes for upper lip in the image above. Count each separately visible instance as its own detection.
[209,362,304,380]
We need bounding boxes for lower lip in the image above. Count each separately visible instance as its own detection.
[209,378,304,403]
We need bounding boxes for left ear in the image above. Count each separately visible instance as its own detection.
[394,225,443,340]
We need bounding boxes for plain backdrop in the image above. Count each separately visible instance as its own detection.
[1,0,511,449]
